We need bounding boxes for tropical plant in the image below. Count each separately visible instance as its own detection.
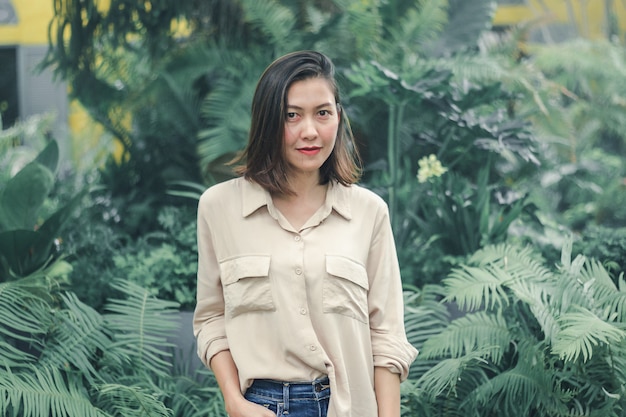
[0,138,85,280]
[330,0,546,287]
[522,38,626,232]
[401,241,626,416]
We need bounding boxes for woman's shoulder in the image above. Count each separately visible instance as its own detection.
[199,177,245,205]
[344,183,387,207]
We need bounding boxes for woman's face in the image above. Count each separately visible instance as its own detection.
[283,77,339,179]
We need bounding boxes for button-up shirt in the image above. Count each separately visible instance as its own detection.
[193,177,418,417]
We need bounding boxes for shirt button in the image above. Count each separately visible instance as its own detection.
[309,345,317,351]
[295,268,302,275]
[299,308,307,315]
[294,235,301,242]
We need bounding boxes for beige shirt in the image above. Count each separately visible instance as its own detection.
[193,177,418,417]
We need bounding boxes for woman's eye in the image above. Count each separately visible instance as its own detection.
[318,110,330,117]
[287,112,297,119]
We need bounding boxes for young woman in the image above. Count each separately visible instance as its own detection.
[193,50,417,417]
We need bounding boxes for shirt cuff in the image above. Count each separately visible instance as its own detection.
[197,333,230,369]
[372,341,419,381]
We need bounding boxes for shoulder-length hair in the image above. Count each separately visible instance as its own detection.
[234,50,362,195]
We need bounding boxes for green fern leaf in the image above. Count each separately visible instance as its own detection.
[443,264,510,311]
[552,306,626,362]
[0,366,105,417]
[38,292,113,382]
[421,311,511,364]
[104,280,179,376]
[416,352,490,400]
[97,384,171,417]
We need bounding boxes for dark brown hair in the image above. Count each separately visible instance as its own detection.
[234,50,362,195]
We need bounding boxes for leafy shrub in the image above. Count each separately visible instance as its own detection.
[402,241,626,416]
[572,225,626,281]
[108,205,198,310]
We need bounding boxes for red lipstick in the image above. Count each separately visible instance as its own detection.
[298,146,321,155]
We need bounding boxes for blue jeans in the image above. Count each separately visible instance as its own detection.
[244,376,330,417]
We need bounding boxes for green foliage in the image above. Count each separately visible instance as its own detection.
[346,53,538,286]
[108,206,198,311]
[572,225,626,283]
[0,137,85,279]
[515,39,626,231]
[0,268,173,416]
[0,262,227,417]
[402,242,626,416]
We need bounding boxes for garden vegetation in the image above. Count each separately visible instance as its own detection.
[1,0,625,416]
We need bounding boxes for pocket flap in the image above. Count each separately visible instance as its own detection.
[220,255,271,285]
[326,255,369,290]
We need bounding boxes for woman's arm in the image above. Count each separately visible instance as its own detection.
[210,350,274,417]
[374,366,401,417]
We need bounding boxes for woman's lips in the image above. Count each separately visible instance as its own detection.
[298,147,321,155]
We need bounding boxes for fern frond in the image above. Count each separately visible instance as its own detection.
[0,366,105,417]
[38,292,113,382]
[580,259,626,321]
[104,280,179,376]
[468,341,568,416]
[403,285,450,379]
[0,283,50,346]
[198,74,256,167]
[96,383,171,417]
[443,264,510,311]
[552,306,626,362]
[415,352,490,400]
[240,0,297,50]
[512,281,561,343]
[420,311,511,364]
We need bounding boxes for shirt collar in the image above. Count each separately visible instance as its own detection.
[240,177,352,221]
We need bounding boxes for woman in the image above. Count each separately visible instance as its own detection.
[193,50,417,417]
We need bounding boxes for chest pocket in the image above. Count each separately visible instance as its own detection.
[220,255,274,319]
[323,255,369,323]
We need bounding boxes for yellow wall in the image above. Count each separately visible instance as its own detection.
[494,0,626,39]
[0,0,54,45]
[1,0,113,165]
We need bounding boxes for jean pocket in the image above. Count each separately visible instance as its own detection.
[220,255,274,318]
[323,255,369,323]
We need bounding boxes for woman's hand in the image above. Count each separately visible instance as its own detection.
[224,396,276,417]
[210,350,275,417]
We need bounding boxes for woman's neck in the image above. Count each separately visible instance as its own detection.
[272,171,328,229]
[284,171,323,200]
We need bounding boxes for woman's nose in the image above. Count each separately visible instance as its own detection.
[300,118,318,139]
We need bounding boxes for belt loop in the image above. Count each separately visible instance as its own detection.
[283,382,290,414]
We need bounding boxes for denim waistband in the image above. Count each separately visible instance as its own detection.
[247,376,330,400]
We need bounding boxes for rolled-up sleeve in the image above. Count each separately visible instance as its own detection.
[366,202,418,381]
[193,192,229,368]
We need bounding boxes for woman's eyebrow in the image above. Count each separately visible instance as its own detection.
[286,102,334,110]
